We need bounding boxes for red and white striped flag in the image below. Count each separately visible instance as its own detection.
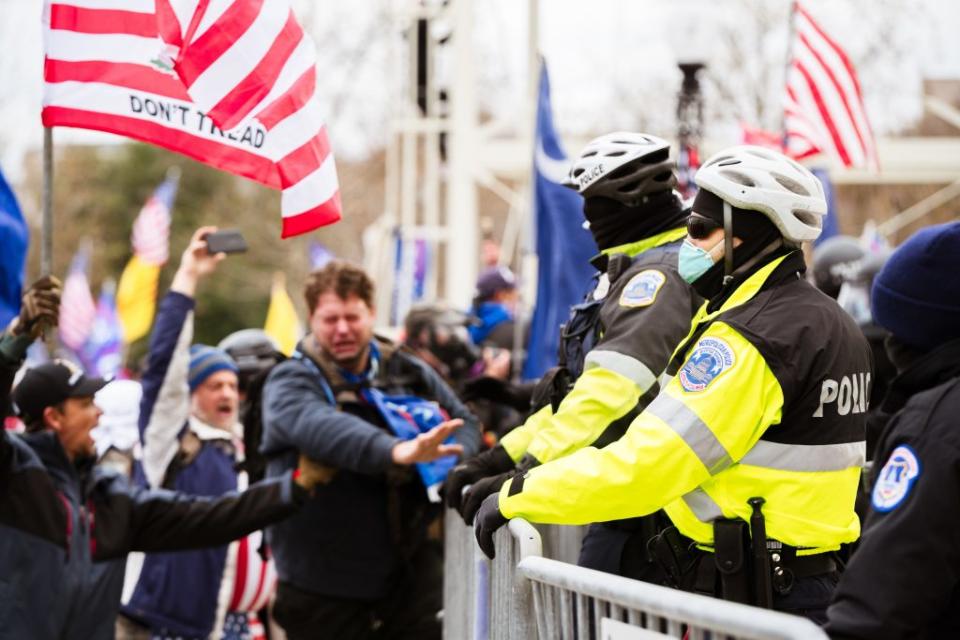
[59,244,97,351]
[42,0,341,238]
[783,2,878,169]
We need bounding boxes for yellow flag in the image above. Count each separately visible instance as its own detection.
[265,272,302,356]
[116,254,161,344]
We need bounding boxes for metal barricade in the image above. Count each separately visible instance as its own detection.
[519,551,829,640]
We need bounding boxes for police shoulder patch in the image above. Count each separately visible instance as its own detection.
[619,269,666,308]
[872,444,921,512]
[678,337,735,393]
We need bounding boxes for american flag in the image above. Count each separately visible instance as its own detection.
[133,175,176,265]
[59,244,97,352]
[42,0,341,238]
[783,2,878,169]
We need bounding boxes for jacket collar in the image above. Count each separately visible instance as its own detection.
[880,338,960,415]
[21,430,93,500]
[592,227,687,270]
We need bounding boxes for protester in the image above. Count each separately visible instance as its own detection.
[447,132,700,580]
[468,266,519,350]
[260,260,481,640]
[119,227,279,640]
[0,276,328,640]
[826,222,960,639]
[475,146,871,623]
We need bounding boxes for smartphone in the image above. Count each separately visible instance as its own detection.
[205,229,248,254]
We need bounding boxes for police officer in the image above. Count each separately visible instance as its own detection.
[826,222,960,640]
[446,133,700,575]
[475,146,872,623]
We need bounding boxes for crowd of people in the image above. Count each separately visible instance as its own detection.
[0,134,957,640]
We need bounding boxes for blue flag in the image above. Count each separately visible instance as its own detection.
[522,64,598,380]
[81,280,124,379]
[812,168,838,246]
[0,166,29,328]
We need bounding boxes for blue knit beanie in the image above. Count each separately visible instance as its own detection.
[188,344,239,392]
[871,221,960,352]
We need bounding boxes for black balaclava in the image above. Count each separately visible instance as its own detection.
[583,191,688,251]
[690,189,790,301]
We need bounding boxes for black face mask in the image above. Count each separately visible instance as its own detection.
[583,192,688,251]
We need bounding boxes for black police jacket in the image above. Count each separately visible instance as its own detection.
[826,338,960,639]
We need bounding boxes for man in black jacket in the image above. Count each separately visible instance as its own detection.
[260,260,481,640]
[826,221,960,639]
[0,277,327,640]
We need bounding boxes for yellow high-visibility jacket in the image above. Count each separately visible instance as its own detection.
[501,228,699,464]
[500,252,872,553]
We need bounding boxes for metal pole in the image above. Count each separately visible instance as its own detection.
[42,127,54,275]
[780,1,799,153]
[510,0,539,382]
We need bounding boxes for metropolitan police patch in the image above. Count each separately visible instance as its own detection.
[872,445,921,512]
[619,270,666,308]
[678,337,735,392]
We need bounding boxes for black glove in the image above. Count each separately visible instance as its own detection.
[474,493,508,559]
[443,444,516,512]
[13,276,62,338]
[460,453,539,525]
[460,471,512,525]
[461,376,532,413]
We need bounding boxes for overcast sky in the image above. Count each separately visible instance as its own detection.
[1,0,958,181]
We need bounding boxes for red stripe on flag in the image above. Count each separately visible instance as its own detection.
[281,193,342,238]
[228,538,249,611]
[256,67,315,131]
[277,130,331,187]
[177,0,265,86]
[45,59,191,101]
[49,4,156,37]
[793,61,852,166]
[798,32,867,157]
[155,0,184,49]
[206,11,303,130]
[41,106,282,188]
[798,6,865,100]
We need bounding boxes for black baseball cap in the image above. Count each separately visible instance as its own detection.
[13,361,107,423]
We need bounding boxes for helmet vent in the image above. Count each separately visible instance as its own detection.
[605,150,627,157]
[773,173,810,196]
[719,170,755,187]
[582,151,598,158]
[793,210,822,228]
[654,171,673,183]
[571,168,585,177]
[717,159,741,167]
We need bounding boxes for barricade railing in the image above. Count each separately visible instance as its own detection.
[445,511,829,640]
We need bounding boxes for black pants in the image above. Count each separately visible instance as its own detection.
[273,543,443,640]
[578,518,667,584]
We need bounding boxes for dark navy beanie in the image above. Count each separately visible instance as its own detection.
[188,344,239,392]
[871,221,960,352]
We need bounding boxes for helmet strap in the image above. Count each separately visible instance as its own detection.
[723,201,734,285]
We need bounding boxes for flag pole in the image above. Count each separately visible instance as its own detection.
[780,1,799,153]
[42,127,54,275]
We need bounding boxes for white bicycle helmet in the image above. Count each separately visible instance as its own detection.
[563,132,677,206]
[694,145,827,245]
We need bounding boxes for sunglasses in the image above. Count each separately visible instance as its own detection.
[686,213,723,240]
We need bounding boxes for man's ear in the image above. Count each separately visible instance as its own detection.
[42,405,62,432]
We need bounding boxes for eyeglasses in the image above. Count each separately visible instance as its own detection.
[686,213,722,240]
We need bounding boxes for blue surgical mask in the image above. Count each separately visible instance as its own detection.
[678,239,721,284]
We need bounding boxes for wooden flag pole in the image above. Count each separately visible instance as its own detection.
[42,127,54,276]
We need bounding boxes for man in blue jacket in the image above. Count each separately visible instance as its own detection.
[261,260,482,640]
[0,277,327,640]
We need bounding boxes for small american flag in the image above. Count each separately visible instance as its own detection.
[59,244,97,352]
[133,175,177,265]
[784,2,878,169]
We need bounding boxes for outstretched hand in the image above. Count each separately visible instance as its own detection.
[391,418,464,466]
